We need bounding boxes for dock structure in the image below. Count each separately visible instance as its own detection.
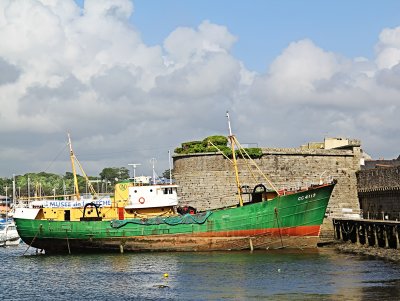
[333,218,400,249]
[332,162,400,249]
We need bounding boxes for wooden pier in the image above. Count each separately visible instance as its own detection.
[333,218,400,249]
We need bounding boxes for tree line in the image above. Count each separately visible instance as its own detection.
[0,167,154,197]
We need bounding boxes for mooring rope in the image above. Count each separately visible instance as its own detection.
[340,223,354,235]
[65,230,71,255]
[23,224,42,256]
[274,207,284,248]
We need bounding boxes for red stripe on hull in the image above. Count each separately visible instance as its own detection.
[196,225,321,238]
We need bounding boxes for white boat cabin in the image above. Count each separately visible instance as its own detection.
[126,184,179,209]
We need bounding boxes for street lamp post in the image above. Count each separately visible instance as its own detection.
[150,158,157,184]
[128,163,141,184]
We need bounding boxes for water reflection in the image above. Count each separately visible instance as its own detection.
[1,245,399,300]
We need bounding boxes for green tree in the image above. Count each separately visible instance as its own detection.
[99,167,130,184]
[162,169,173,180]
[10,172,90,197]
[0,177,12,195]
[64,172,74,179]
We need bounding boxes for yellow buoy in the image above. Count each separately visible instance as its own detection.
[163,273,169,278]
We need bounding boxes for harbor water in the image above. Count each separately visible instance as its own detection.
[1,244,400,300]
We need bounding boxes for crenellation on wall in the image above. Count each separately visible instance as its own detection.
[173,147,362,217]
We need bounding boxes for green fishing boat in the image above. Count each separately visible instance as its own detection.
[14,115,336,254]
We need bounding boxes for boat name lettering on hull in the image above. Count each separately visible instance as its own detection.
[297,193,316,201]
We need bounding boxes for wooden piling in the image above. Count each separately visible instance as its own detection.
[383,225,389,248]
[373,225,378,247]
[355,223,361,246]
[333,218,400,250]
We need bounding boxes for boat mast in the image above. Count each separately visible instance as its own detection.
[12,174,16,210]
[226,112,244,207]
[68,133,80,200]
[5,185,8,222]
[168,150,173,185]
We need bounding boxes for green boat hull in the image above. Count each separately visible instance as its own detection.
[15,184,335,253]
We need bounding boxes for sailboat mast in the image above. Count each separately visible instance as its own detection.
[168,150,173,185]
[226,112,244,207]
[68,133,80,200]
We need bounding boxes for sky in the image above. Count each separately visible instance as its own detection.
[0,0,400,178]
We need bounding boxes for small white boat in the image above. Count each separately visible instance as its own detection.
[0,221,20,247]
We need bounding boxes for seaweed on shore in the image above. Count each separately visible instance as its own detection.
[335,242,400,262]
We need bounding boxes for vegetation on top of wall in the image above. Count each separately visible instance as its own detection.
[203,135,228,146]
[235,148,263,159]
[174,135,227,154]
[174,135,263,159]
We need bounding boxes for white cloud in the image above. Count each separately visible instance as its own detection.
[268,39,339,94]
[376,26,400,69]
[163,20,237,66]
[239,31,400,156]
[0,1,400,177]
[84,0,133,20]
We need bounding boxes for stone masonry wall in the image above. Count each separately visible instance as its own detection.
[173,147,362,217]
[357,166,400,220]
[357,166,400,191]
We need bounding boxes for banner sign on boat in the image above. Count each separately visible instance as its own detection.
[41,198,112,208]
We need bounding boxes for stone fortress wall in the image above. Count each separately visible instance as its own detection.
[173,146,363,218]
